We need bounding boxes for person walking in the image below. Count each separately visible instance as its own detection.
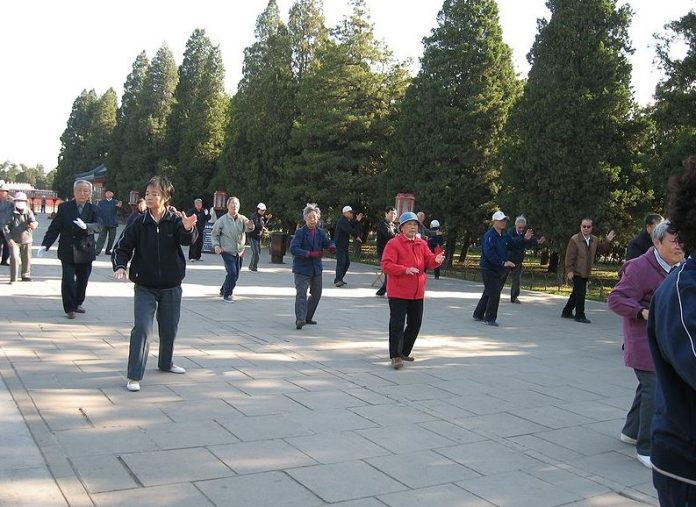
[647,156,696,504]
[290,203,336,329]
[95,189,121,255]
[333,205,363,287]
[608,220,683,468]
[248,203,272,271]
[211,196,255,302]
[473,211,534,326]
[112,176,198,392]
[187,198,210,262]
[3,192,38,283]
[375,206,397,297]
[40,179,102,319]
[562,218,616,323]
[504,215,545,303]
[625,213,663,261]
[381,211,444,369]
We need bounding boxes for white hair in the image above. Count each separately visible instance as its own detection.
[303,203,320,219]
[73,179,93,192]
[515,215,527,226]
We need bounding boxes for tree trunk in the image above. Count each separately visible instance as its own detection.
[458,231,471,263]
[444,233,457,269]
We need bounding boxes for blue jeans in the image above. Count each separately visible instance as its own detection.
[221,252,242,297]
[334,248,350,283]
[127,285,182,380]
[294,273,323,322]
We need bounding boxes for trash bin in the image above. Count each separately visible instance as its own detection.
[270,232,289,263]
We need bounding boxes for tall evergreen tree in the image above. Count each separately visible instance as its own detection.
[502,0,645,258]
[167,29,228,207]
[217,0,296,218]
[387,0,520,265]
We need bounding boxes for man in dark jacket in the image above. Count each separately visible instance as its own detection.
[333,205,363,287]
[625,213,662,261]
[112,176,197,392]
[41,179,102,319]
[375,207,397,297]
[187,198,210,262]
[505,215,545,303]
[248,202,272,271]
[473,211,533,326]
[95,189,121,255]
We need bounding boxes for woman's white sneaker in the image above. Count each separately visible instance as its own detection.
[126,379,141,392]
[168,365,186,374]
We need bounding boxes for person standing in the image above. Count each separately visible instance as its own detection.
[647,156,696,504]
[473,211,534,326]
[382,212,444,369]
[248,203,272,271]
[608,220,683,468]
[427,220,445,280]
[95,189,121,255]
[375,207,397,297]
[290,203,336,329]
[504,215,545,303]
[562,218,616,323]
[40,179,102,319]
[211,196,255,302]
[40,195,47,214]
[625,213,663,261]
[187,198,209,262]
[3,192,38,283]
[333,205,363,287]
[112,176,198,392]
[0,181,13,266]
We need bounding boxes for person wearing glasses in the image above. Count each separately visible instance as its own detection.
[562,218,615,323]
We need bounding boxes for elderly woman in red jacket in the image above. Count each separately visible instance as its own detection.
[607,220,683,468]
[381,211,444,369]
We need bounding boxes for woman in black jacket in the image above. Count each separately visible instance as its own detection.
[112,176,197,392]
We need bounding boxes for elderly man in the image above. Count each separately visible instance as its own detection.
[416,211,441,239]
[41,180,102,319]
[211,196,255,302]
[187,198,209,262]
[248,202,272,271]
[0,181,13,266]
[608,220,683,469]
[505,215,545,303]
[473,211,534,326]
[625,213,663,261]
[562,218,616,323]
[96,189,122,255]
[333,205,363,287]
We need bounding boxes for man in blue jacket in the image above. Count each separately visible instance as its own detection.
[473,211,533,326]
[96,189,121,255]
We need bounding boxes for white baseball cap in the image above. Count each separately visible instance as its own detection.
[342,205,353,213]
[491,211,509,221]
[430,220,440,228]
[0,180,9,191]
[13,192,28,201]
[257,203,267,210]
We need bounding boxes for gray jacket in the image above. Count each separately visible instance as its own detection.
[4,208,37,244]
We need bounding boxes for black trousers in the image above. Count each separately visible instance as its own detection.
[388,298,423,359]
[61,261,92,313]
[0,231,9,264]
[96,226,117,254]
[653,470,696,506]
[563,275,588,318]
[334,248,350,283]
[473,269,505,322]
[189,229,204,260]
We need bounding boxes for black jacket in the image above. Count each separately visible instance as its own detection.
[112,209,197,289]
[507,227,538,265]
[376,219,397,260]
[248,211,269,240]
[625,230,652,261]
[334,215,361,251]
[42,200,101,264]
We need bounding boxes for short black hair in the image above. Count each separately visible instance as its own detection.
[384,206,395,214]
[145,175,174,205]
[644,213,663,226]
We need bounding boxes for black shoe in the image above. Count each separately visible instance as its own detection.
[296,320,305,329]
[306,320,317,325]
[473,316,484,322]
[375,291,385,297]
[574,317,591,324]
[511,299,521,304]
[105,251,112,255]
[0,262,9,266]
[561,312,574,319]
[21,277,31,281]
[485,321,499,327]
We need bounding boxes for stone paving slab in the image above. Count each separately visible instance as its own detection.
[0,215,658,506]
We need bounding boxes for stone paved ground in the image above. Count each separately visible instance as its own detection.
[0,216,657,506]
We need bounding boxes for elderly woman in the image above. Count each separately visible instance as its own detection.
[647,156,696,504]
[4,192,38,283]
[41,179,101,319]
[290,203,335,329]
[112,176,198,392]
[608,220,683,468]
[381,211,444,369]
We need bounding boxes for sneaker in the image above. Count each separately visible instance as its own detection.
[511,299,521,304]
[306,320,317,325]
[401,355,415,362]
[375,292,385,298]
[126,379,141,392]
[473,316,484,322]
[391,357,404,369]
[223,295,234,303]
[485,321,499,327]
[334,281,346,287]
[561,312,574,319]
[574,317,591,324]
[619,433,637,445]
[75,306,86,314]
[296,320,305,330]
[21,277,32,281]
[636,453,652,468]
[168,365,186,374]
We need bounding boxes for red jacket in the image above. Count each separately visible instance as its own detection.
[381,233,440,300]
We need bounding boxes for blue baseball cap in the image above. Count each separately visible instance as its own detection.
[399,211,419,228]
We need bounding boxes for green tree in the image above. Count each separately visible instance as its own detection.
[387,0,520,266]
[502,0,645,264]
[650,10,696,208]
[167,29,228,207]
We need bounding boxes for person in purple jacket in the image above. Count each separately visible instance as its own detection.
[607,220,683,468]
